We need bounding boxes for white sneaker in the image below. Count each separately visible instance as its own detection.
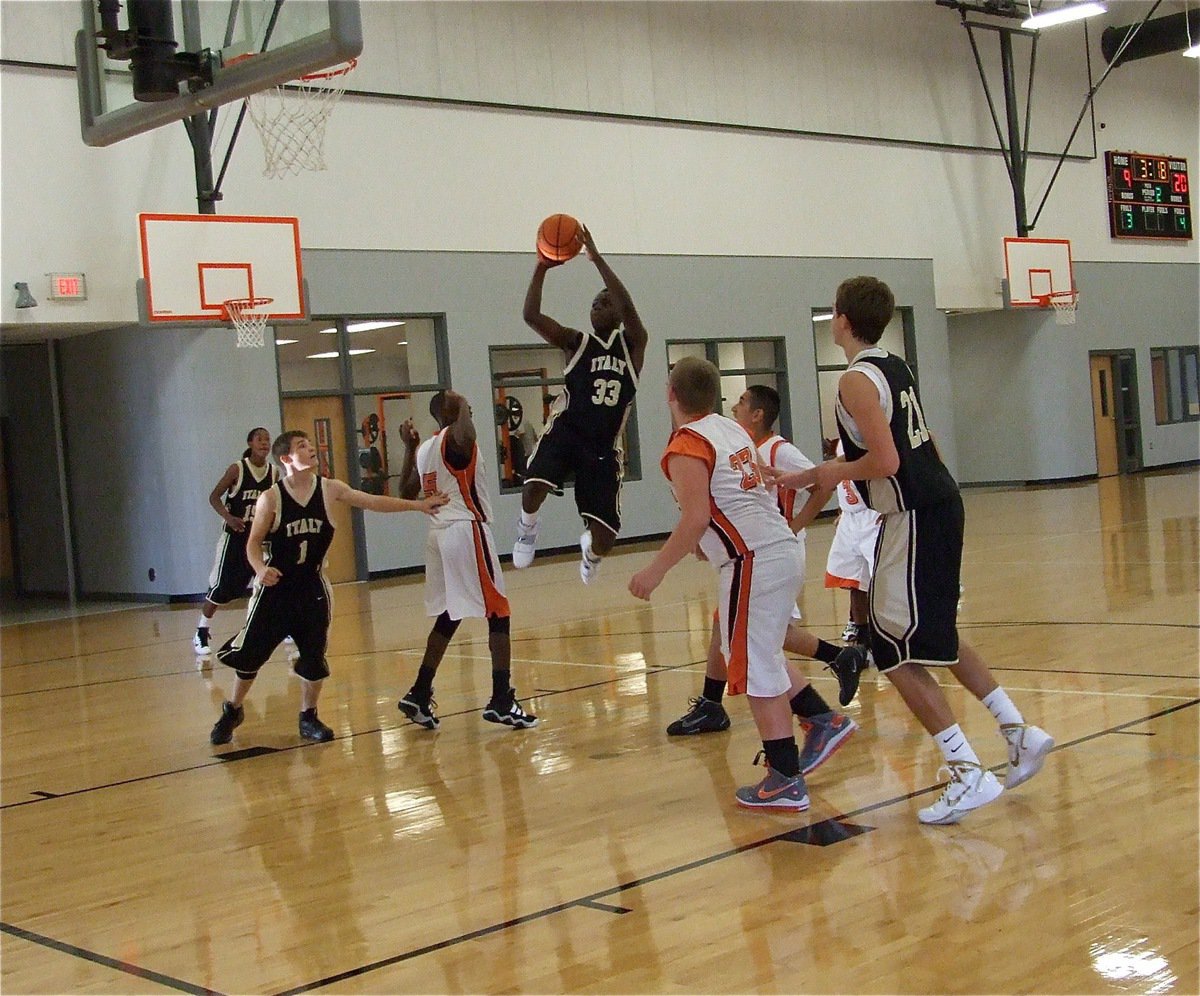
[579,530,602,584]
[839,620,861,643]
[918,760,1004,825]
[192,630,212,658]
[1001,723,1054,789]
[512,516,539,569]
[284,636,300,662]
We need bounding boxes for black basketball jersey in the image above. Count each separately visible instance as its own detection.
[267,477,335,582]
[224,458,280,534]
[554,328,639,451]
[836,348,958,514]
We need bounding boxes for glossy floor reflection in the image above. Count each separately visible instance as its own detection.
[1,469,1197,994]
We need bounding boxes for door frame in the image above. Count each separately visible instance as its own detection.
[1089,349,1143,475]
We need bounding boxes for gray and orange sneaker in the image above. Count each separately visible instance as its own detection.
[734,752,810,812]
[799,711,858,775]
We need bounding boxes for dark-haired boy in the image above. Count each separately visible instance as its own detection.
[767,276,1053,824]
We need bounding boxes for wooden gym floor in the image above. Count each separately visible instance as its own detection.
[1,468,1197,995]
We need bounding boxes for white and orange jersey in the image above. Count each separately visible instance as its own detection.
[416,428,493,528]
[661,413,796,568]
[834,440,869,515]
[757,434,815,530]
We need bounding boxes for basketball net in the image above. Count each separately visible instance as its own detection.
[223,297,274,348]
[1038,290,1079,326]
[245,59,357,179]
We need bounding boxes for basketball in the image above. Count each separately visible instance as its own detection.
[536,213,583,262]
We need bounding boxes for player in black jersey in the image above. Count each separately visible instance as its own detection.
[769,276,1053,825]
[514,225,648,583]
[194,428,279,660]
[210,430,447,746]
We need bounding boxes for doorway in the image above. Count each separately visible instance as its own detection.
[281,396,357,583]
[1089,351,1143,478]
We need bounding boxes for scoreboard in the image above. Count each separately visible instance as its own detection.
[1105,152,1191,240]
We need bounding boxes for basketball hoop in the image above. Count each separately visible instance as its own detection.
[1036,290,1078,326]
[243,58,357,179]
[222,297,274,348]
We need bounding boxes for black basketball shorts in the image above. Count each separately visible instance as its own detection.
[205,530,255,605]
[524,422,623,535]
[868,494,964,672]
[216,576,332,681]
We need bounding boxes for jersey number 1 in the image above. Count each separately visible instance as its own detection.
[296,540,308,565]
[900,388,931,449]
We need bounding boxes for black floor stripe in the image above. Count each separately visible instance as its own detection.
[29,790,57,799]
[0,921,221,995]
[577,900,632,914]
[272,698,1200,995]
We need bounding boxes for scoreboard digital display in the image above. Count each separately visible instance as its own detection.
[1105,151,1191,240]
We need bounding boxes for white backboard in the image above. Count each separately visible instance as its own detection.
[1003,237,1075,308]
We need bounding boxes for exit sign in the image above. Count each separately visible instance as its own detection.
[48,273,87,300]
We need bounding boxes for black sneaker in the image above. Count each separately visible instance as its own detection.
[210,701,244,745]
[398,692,439,730]
[193,628,211,658]
[666,695,731,736]
[482,689,538,729]
[298,709,334,742]
[828,644,868,708]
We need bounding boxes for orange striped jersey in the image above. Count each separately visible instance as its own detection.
[757,434,815,530]
[661,413,795,567]
[416,428,492,527]
[833,440,868,514]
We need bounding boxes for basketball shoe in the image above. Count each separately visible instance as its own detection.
[298,709,334,743]
[210,701,244,745]
[917,760,1004,825]
[512,516,539,569]
[483,689,538,729]
[193,628,212,658]
[398,692,439,730]
[828,644,868,707]
[579,530,603,584]
[666,696,731,736]
[734,752,810,812]
[840,619,862,644]
[799,711,858,775]
[1000,723,1055,788]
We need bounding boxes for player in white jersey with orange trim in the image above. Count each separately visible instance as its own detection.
[631,358,814,811]
[664,385,860,778]
[824,439,880,649]
[397,390,537,731]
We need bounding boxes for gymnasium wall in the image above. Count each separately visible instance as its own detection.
[0,1,1195,597]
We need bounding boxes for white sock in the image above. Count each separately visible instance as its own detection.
[935,724,980,765]
[519,510,538,529]
[197,615,210,630]
[982,687,1024,727]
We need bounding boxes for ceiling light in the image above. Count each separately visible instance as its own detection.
[348,348,375,356]
[318,326,337,335]
[275,338,298,345]
[1022,2,1106,29]
[397,340,408,346]
[811,312,833,322]
[347,320,406,333]
[306,348,376,358]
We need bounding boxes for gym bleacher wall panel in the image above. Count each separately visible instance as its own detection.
[1,1,1196,597]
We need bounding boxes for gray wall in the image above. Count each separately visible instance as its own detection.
[948,261,1200,483]
[57,325,280,598]
[0,343,70,595]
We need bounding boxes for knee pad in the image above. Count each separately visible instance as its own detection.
[293,654,331,682]
[433,611,461,639]
[487,615,510,635]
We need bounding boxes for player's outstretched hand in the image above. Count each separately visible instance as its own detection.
[420,491,450,515]
[761,463,817,492]
[258,566,282,587]
[536,248,565,269]
[400,418,419,449]
[628,565,663,601]
[581,224,599,262]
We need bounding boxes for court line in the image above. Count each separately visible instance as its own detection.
[0,921,223,996]
[271,698,1200,995]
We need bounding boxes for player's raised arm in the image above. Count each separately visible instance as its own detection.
[523,256,583,354]
[324,477,448,516]
[397,419,421,501]
[581,224,648,374]
[444,391,476,455]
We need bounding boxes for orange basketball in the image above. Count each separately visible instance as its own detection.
[536,213,583,262]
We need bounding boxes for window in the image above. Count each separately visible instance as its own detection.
[1150,346,1200,424]
[666,338,791,436]
[488,344,641,491]
[811,307,916,441]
